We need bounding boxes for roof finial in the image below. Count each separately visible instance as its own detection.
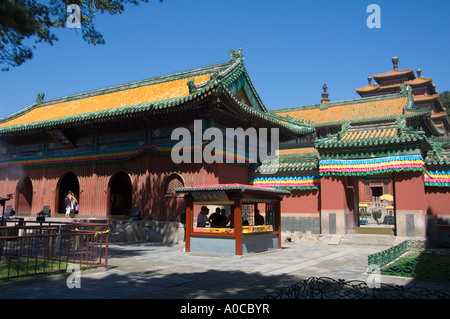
[229,48,243,61]
[35,93,45,105]
[186,79,196,94]
[416,69,422,78]
[368,76,372,85]
[392,56,399,70]
[321,83,330,105]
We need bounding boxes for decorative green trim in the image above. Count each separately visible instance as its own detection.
[0,49,314,137]
[0,143,254,170]
[270,186,320,190]
[424,169,450,187]
[318,147,423,160]
[253,150,319,174]
[249,175,320,190]
[319,155,425,177]
[315,132,428,149]
[0,63,228,126]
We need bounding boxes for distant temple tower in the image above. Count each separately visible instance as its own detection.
[355,56,449,137]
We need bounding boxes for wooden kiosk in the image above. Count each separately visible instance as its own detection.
[176,184,290,256]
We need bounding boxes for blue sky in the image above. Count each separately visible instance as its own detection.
[1,0,449,119]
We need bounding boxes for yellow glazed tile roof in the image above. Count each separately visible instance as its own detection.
[0,73,212,129]
[341,128,397,141]
[277,147,318,155]
[275,96,408,125]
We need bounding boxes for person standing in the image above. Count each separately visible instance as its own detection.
[180,209,186,252]
[65,191,77,218]
[65,191,72,218]
[255,209,265,225]
[196,206,209,227]
[226,210,235,228]
[209,207,223,228]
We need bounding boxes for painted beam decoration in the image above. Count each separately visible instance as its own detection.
[249,175,320,190]
[319,154,425,176]
[0,143,256,170]
[424,170,450,187]
[0,145,170,169]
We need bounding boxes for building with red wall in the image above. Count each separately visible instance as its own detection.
[1,51,449,244]
[265,57,450,243]
[0,50,310,225]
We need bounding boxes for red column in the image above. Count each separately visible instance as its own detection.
[234,198,243,255]
[185,198,193,252]
[276,200,281,249]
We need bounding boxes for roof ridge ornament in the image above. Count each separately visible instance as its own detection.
[320,83,330,109]
[416,69,422,78]
[337,122,351,140]
[396,116,406,136]
[403,84,414,111]
[392,56,399,70]
[229,48,243,62]
[186,79,197,94]
[36,93,45,105]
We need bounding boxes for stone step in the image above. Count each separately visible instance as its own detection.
[339,234,398,246]
[283,232,401,247]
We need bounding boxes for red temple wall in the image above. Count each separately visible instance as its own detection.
[280,189,320,215]
[0,153,249,221]
[425,187,450,216]
[321,176,346,210]
[393,171,426,211]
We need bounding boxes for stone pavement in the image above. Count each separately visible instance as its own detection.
[0,242,449,299]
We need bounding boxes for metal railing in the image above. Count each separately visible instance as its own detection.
[261,276,450,299]
[368,240,450,280]
[368,240,425,270]
[0,220,109,281]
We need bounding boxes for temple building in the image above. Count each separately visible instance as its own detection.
[261,57,450,243]
[0,49,309,222]
[1,51,449,245]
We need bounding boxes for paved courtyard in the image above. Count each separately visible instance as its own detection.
[1,241,449,300]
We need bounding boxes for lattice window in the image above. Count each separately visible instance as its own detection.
[164,174,184,197]
[265,203,277,230]
[242,204,254,226]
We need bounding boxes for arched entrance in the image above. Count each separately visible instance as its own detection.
[56,171,80,215]
[16,177,33,215]
[108,171,132,216]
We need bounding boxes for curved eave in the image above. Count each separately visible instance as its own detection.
[220,87,314,136]
[372,69,415,83]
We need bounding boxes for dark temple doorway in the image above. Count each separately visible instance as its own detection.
[57,171,80,215]
[108,171,132,216]
[16,176,33,216]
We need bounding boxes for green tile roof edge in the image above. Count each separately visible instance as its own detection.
[0,49,314,136]
[0,61,230,126]
[315,131,430,149]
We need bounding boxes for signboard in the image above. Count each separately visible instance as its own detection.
[192,191,234,205]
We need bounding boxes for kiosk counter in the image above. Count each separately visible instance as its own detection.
[175,184,290,256]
